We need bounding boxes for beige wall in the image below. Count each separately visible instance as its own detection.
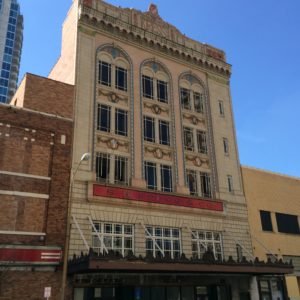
[242,166,300,259]
[55,1,255,264]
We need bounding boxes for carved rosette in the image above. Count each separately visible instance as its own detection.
[144,102,169,115]
[98,89,128,104]
[145,146,172,159]
[183,113,205,126]
[186,154,209,167]
[97,136,129,150]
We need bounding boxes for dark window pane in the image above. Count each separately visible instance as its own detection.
[276,213,300,234]
[97,104,111,132]
[98,61,111,86]
[260,211,273,232]
[142,75,153,99]
[115,109,128,136]
[180,88,191,110]
[96,153,110,182]
[159,120,170,146]
[114,156,128,185]
[194,92,204,113]
[184,127,194,151]
[144,117,155,142]
[160,165,172,192]
[186,170,197,196]
[197,131,207,154]
[145,162,157,190]
[200,172,211,198]
[157,80,168,103]
[115,66,127,91]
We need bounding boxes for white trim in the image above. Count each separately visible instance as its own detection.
[0,230,46,236]
[0,190,49,199]
[0,171,51,181]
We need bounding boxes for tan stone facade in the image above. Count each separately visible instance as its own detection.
[48,0,291,299]
[242,166,300,300]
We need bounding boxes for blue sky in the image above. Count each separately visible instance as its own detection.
[19,0,300,177]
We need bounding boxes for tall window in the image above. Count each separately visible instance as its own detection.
[159,120,170,146]
[144,162,157,190]
[223,138,229,155]
[96,153,129,185]
[227,175,233,193]
[142,75,154,99]
[260,210,273,232]
[115,66,127,91]
[114,156,128,185]
[115,109,128,136]
[180,88,191,110]
[187,170,212,199]
[191,230,223,260]
[200,172,212,198]
[186,170,197,196]
[197,131,207,154]
[194,92,204,113]
[96,153,110,182]
[157,80,168,103]
[146,226,181,259]
[144,117,170,146]
[160,165,173,192]
[145,162,173,192]
[92,222,133,256]
[98,61,111,86]
[144,116,155,142]
[97,104,128,136]
[183,127,194,151]
[97,104,111,132]
[218,100,225,116]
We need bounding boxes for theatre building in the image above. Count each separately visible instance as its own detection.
[48,0,292,299]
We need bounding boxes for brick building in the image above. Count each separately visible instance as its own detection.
[47,1,293,299]
[0,74,73,299]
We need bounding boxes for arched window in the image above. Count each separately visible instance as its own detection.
[141,61,174,193]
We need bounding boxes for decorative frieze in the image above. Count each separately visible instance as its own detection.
[79,4,231,77]
[182,113,205,126]
[98,89,128,104]
[144,102,169,115]
[186,154,209,168]
[145,145,172,159]
[97,136,129,151]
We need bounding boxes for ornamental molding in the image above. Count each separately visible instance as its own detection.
[186,154,209,167]
[145,146,172,159]
[144,102,169,115]
[98,89,128,104]
[79,4,231,77]
[182,113,205,126]
[97,136,129,150]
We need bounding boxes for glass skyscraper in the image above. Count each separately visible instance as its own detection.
[0,0,23,103]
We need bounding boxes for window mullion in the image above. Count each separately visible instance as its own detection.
[110,155,115,184]
[155,118,159,144]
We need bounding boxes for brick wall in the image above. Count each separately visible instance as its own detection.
[10,73,74,119]
[0,103,73,299]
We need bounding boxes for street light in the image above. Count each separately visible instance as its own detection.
[60,152,90,300]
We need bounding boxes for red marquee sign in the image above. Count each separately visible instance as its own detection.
[0,246,62,265]
[93,184,223,212]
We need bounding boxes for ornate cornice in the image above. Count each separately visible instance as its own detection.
[79,4,231,77]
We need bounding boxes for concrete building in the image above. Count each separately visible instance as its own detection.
[0,0,23,103]
[242,166,300,300]
[48,1,292,299]
[0,74,73,299]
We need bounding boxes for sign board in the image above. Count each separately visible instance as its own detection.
[93,184,223,212]
[44,287,51,298]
